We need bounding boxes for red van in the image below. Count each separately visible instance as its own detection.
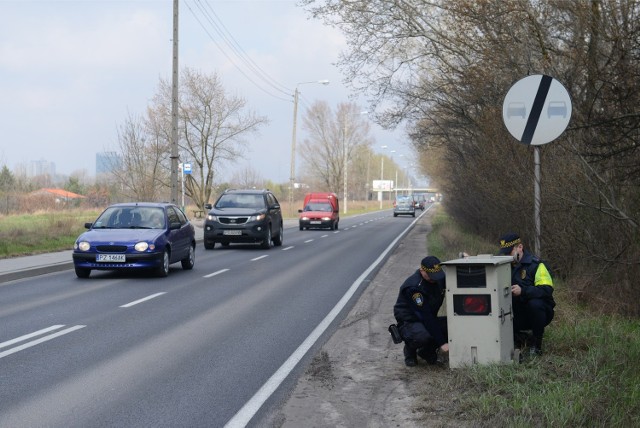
[298,192,340,230]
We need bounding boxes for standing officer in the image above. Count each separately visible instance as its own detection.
[498,233,555,356]
[393,256,449,367]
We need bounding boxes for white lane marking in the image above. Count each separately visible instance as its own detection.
[251,255,268,261]
[0,325,65,350]
[282,246,295,251]
[304,239,314,243]
[204,269,229,278]
[0,325,86,359]
[120,292,166,308]
[321,235,328,238]
[224,217,413,428]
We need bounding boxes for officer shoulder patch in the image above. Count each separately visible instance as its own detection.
[412,292,424,307]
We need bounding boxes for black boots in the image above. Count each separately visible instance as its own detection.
[403,344,417,367]
[417,345,438,365]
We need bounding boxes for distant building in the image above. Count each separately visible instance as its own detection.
[96,152,121,176]
[28,159,56,178]
[31,188,86,203]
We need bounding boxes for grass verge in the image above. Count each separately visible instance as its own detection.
[0,210,101,258]
[425,207,639,427]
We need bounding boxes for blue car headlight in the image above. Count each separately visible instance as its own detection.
[75,241,91,251]
[135,242,150,252]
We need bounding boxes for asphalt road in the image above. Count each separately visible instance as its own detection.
[0,208,429,427]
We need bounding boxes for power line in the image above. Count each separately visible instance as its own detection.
[184,0,292,103]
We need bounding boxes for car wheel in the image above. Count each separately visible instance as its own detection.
[299,224,303,231]
[75,267,91,278]
[204,241,215,250]
[412,213,415,217]
[394,213,398,217]
[261,226,272,249]
[181,244,195,270]
[273,223,283,246]
[335,221,339,230]
[157,249,170,277]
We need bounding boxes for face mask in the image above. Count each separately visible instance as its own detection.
[513,249,522,263]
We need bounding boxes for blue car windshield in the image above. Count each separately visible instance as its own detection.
[92,207,165,229]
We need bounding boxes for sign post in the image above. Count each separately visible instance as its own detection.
[181,162,192,211]
[503,75,571,255]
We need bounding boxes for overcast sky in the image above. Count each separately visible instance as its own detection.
[0,0,413,184]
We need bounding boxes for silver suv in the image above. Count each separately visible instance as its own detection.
[203,189,284,249]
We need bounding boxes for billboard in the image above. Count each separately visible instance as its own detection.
[372,180,393,191]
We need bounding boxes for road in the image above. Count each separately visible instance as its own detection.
[0,209,427,427]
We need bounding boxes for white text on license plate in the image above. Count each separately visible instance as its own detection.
[223,230,242,236]
[97,254,126,262]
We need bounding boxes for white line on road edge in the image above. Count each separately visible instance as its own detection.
[120,292,166,308]
[223,209,426,428]
[0,325,86,359]
[204,269,230,278]
[0,325,65,350]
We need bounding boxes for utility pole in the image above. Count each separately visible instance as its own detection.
[170,0,180,204]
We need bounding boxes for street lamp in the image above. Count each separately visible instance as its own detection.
[289,80,330,217]
[379,145,388,209]
[343,110,368,214]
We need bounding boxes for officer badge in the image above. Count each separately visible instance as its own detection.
[412,292,424,307]
[521,269,527,280]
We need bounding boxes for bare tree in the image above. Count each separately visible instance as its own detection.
[299,101,374,196]
[150,68,269,209]
[110,112,170,201]
[229,165,265,189]
[303,0,640,313]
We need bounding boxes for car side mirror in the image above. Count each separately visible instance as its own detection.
[84,222,92,229]
[204,204,212,210]
[170,222,182,230]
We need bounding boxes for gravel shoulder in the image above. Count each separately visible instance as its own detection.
[267,211,473,427]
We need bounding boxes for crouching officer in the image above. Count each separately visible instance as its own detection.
[393,256,449,367]
[498,233,555,356]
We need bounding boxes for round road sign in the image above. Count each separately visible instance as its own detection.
[502,74,571,145]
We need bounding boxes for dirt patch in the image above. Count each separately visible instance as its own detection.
[267,213,474,428]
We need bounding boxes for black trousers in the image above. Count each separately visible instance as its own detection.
[398,317,448,351]
[513,297,554,341]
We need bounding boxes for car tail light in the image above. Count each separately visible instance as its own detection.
[453,294,491,315]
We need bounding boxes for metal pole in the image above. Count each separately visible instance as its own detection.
[379,156,384,209]
[288,87,299,218]
[180,163,184,210]
[534,146,541,255]
[170,0,179,204]
[343,117,348,214]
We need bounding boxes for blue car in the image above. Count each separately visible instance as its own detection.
[72,202,195,278]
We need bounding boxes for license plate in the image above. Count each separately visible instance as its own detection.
[310,221,321,224]
[97,254,126,262]
[223,230,242,236]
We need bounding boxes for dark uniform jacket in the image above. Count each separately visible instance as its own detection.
[511,251,555,308]
[393,269,446,346]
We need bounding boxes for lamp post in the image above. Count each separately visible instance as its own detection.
[289,80,329,217]
[343,110,368,214]
[379,145,388,209]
